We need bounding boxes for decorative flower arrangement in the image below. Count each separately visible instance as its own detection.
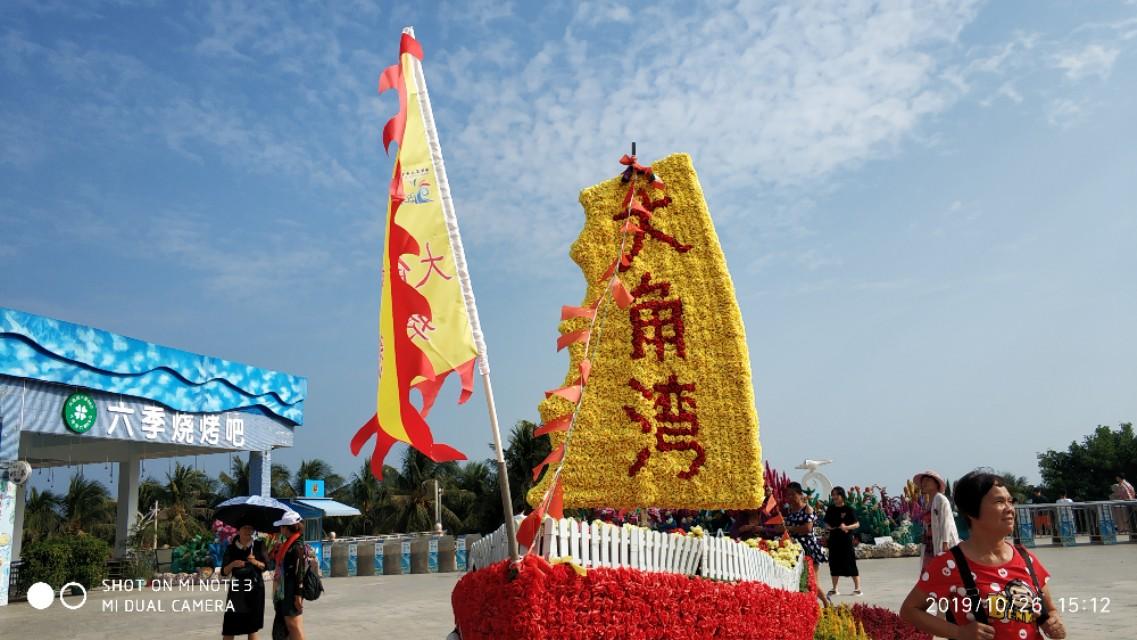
[452,555,820,640]
[211,519,238,544]
[745,535,803,570]
[813,605,871,640]
[764,464,793,507]
[528,153,765,510]
[848,603,931,640]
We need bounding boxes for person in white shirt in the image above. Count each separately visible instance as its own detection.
[1114,473,1135,500]
[913,470,960,570]
[1110,473,1134,534]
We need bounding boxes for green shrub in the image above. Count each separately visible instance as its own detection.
[68,535,111,588]
[21,535,110,591]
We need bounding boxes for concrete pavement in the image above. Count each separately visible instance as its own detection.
[0,545,1130,638]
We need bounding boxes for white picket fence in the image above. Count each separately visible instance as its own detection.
[468,516,804,592]
[469,520,514,572]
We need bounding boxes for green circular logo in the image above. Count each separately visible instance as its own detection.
[62,393,97,434]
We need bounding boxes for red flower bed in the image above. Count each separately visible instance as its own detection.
[452,555,820,639]
[849,603,931,640]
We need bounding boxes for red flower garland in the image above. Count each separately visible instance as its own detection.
[849,603,931,640]
[452,556,820,639]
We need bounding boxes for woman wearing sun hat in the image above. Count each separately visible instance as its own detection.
[270,511,309,640]
[915,470,960,570]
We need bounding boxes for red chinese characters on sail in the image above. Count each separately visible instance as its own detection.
[624,374,705,480]
[407,314,436,341]
[612,188,692,271]
[415,241,453,288]
[629,273,686,361]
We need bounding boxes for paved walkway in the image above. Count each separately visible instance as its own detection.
[0,545,1130,638]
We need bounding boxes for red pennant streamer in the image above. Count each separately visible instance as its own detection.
[561,304,597,320]
[399,32,423,60]
[532,444,566,481]
[578,359,592,385]
[548,477,565,520]
[516,507,545,549]
[610,278,634,309]
[601,258,618,282]
[544,385,582,404]
[630,198,652,218]
[556,328,590,351]
[761,494,778,515]
[534,414,572,437]
[619,154,652,175]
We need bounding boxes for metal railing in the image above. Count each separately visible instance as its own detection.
[1013,500,1137,547]
[6,560,26,602]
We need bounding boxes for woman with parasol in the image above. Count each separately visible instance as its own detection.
[212,496,296,640]
[220,520,268,639]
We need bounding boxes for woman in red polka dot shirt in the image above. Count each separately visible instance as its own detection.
[899,470,1066,640]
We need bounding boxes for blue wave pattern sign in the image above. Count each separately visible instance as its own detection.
[0,308,306,424]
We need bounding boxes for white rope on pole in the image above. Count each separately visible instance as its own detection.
[403,26,519,564]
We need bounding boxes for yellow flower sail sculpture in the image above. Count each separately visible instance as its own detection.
[528,153,764,510]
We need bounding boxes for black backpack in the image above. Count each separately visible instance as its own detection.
[296,543,324,601]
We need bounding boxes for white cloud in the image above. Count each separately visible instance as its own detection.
[967,32,1039,74]
[430,1,983,272]
[1046,98,1086,128]
[574,1,635,25]
[156,97,362,189]
[1054,43,1120,80]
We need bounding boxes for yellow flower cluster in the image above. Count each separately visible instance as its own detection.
[528,153,764,510]
[743,536,804,570]
[813,605,870,640]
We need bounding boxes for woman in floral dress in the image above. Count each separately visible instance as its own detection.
[783,482,827,566]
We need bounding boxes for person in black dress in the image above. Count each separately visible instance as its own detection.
[221,522,268,639]
[824,486,862,596]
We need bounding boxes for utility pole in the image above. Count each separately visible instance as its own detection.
[434,479,443,534]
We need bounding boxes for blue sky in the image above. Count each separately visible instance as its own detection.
[3,1,1136,497]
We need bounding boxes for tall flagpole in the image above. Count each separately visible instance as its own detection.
[403,27,520,564]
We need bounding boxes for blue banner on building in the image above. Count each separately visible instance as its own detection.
[428,538,438,573]
[319,542,331,575]
[456,537,467,572]
[348,542,358,575]
[400,541,411,575]
[374,541,384,574]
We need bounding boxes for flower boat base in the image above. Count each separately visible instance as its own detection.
[451,555,820,640]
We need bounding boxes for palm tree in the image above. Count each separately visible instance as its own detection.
[502,419,550,514]
[271,463,295,497]
[998,470,1033,504]
[218,457,250,498]
[453,460,501,533]
[161,462,217,545]
[23,487,63,545]
[341,457,392,535]
[61,475,115,541]
[383,449,470,533]
[292,458,346,496]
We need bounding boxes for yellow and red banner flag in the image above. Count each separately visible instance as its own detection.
[351,32,480,479]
